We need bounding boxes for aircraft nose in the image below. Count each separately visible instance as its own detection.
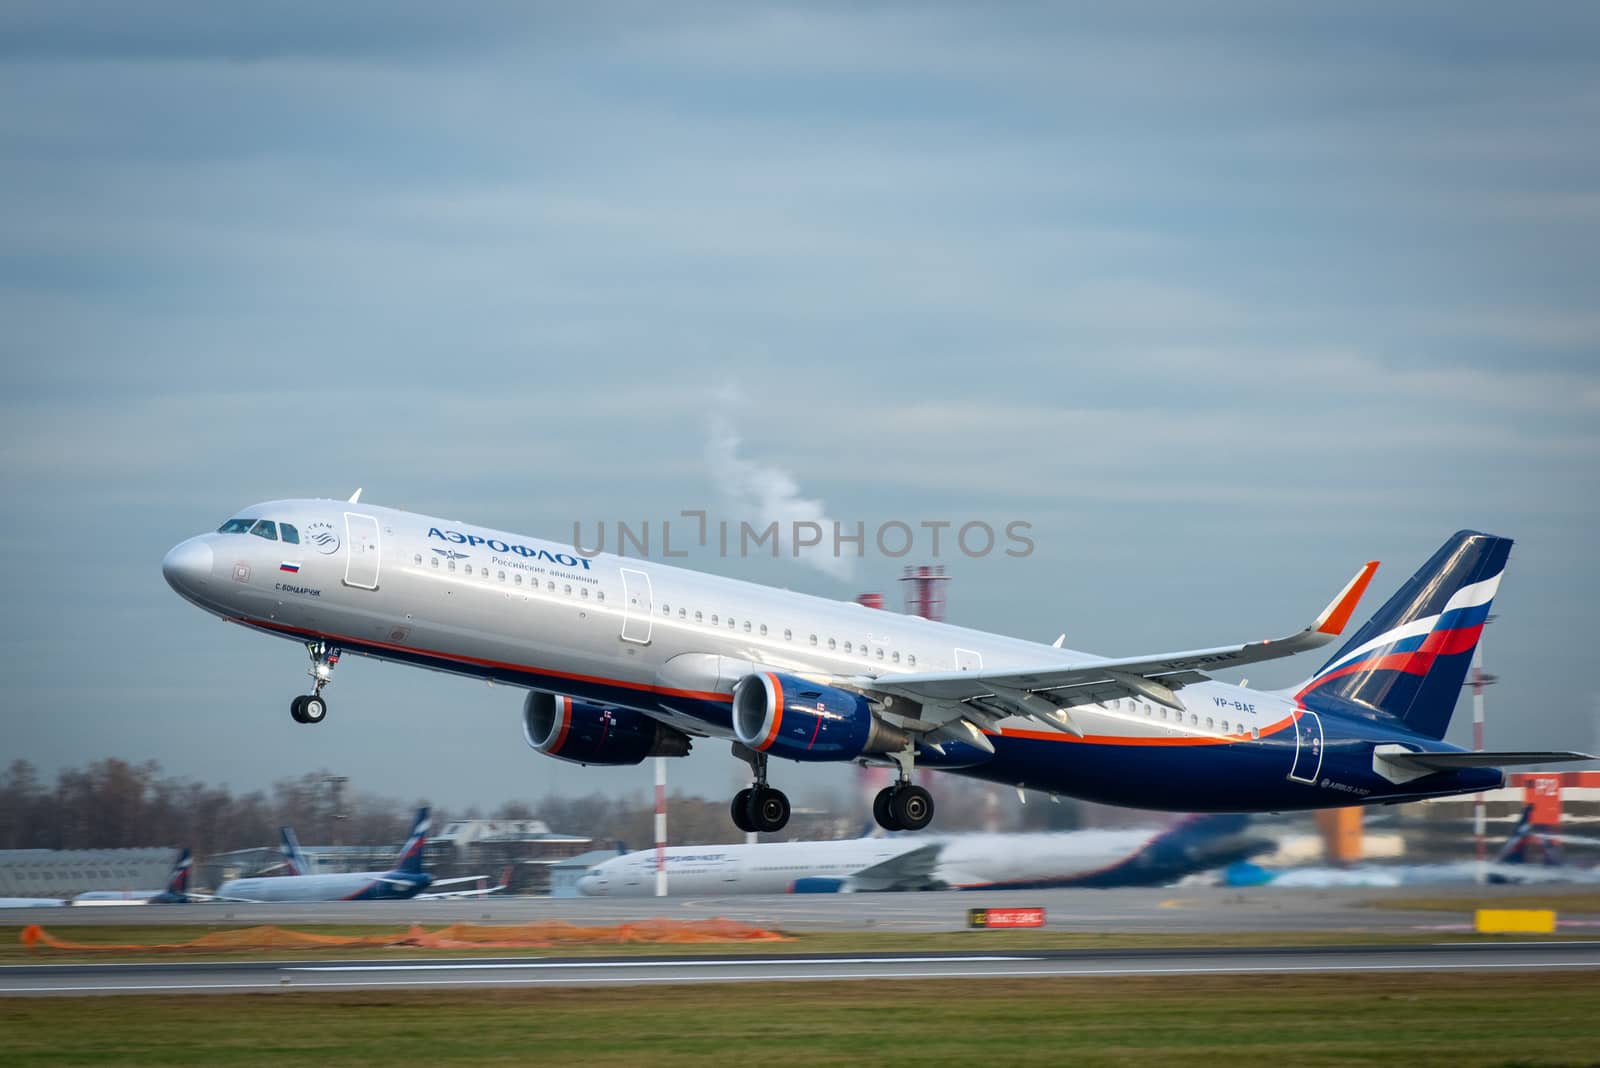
[577,874,602,896]
[162,538,214,595]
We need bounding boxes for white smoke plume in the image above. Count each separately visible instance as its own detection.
[706,412,858,582]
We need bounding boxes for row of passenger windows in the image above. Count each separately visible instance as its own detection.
[217,518,300,544]
[1114,697,1259,739]
[412,554,920,666]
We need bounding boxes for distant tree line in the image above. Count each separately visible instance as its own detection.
[0,758,1086,857]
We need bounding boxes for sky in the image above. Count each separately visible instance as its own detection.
[3,3,1598,813]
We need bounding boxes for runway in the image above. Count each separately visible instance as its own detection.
[5,884,1596,934]
[4,942,1597,996]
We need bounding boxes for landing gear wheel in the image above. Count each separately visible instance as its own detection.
[747,786,791,833]
[889,784,933,831]
[873,786,903,832]
[299,694,327,725]
[731,788,756,833]
[290,696,308,724]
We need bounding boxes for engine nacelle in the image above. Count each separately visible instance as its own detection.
[522,692,691,767]
[732,672,909,762]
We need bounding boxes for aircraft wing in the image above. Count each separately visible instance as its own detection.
[845,843,944,893]
[416,867,513,900]
[853,561,1379,736]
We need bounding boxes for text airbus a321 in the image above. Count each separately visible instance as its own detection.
[162,493,1590,833]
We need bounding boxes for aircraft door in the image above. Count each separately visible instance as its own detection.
[1288,709,1324,784]
[620,567,653,644]
[343,513,381,590]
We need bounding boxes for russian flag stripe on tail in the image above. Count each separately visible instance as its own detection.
[1298,531,1510,739]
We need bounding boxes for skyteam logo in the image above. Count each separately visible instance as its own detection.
[304,521,341,555]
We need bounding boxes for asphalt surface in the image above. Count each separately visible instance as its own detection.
[3,942,1597,996]
[5,884,1595,934]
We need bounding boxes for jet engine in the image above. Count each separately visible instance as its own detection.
[522,691,691,766]
[732,672,909,762]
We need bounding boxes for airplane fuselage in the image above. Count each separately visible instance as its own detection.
[162,498,1506,816]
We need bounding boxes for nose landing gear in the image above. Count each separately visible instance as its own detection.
[290,641,340,725]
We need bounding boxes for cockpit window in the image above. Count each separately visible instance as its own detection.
[280,523,300,545]
[249,520,278,541]
[217,518,255,534]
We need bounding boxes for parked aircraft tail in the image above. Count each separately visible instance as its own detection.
[393,807,430,875]
[1297,530,1509,739]
[1497,805,1562,866]
[279,826,313,876]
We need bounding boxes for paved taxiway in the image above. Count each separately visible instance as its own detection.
[6,884,1595,934]
[4,942,1597,997]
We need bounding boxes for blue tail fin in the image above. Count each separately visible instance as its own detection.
[392,807,430,875]
[1496,805,1562,866]
[1297,531,1510,739]
[164,849,192,895]
[279,826,312,876]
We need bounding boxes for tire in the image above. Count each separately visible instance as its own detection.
[749,787,790,833]
[301,695,327,724]
[290,696,308,724]
[873,786,902,832]
[890,785,933,831]
[730,788,755,833]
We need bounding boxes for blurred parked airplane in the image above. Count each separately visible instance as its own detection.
[164,496,1590,833]
[0,850,194,908]
[213,808,500,902]
[1223,806,1600,887]
[578,814,1271,895]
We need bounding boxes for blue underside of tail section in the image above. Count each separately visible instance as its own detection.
[245,620,1503,813]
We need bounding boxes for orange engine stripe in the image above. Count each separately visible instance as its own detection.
[551,695,573,752]
[758,673,784,751]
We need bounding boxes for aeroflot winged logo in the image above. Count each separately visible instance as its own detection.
[428,527,593,570]
[305,521,341,555]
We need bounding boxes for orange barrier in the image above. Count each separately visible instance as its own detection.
[19,919,790,953]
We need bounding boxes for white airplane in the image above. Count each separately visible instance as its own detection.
[0,850,195,908]
[578,813,1271,896]
[214,808,501,902]
[162,495,1590,833]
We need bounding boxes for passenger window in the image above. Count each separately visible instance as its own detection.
[828,638,837,650]
[662,604,670,615]
[217,518,255,534]
[498,571,506,582]
[515,574,522,585]
[1190,713,1199,726]
[464,565,473,575]
[746,621,754,633]
[907,654,916,666]
[449,560,457,571]
[875,648,884,660]
[695,611,703,623]
[414,554,422,565]
[1251,727,1260,740]
[843,641,852,653]
[809,634,818,646]
[891,651,900,663]
[564,584,572,595]
[1205,717,1214,730]
[431,557,439,568]
[679,608,687,619]
[249,520,278,541]
[1160,708,1168,721]
[711,615,719,625]
[596,591,604,601]
[728,617,736,630]
[547,581,555,591]
[280,524,300,544]
[581,587,589,597]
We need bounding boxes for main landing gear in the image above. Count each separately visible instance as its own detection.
[290,640,340,725]
[730,746,791,834]
[872,747,934,832]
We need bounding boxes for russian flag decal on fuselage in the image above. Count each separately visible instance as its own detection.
[280,562,301,573]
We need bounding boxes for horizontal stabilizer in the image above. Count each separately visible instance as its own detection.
[1373,744,1592,785]
[1383,749,1593,771]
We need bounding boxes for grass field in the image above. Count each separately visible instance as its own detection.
[5,924,1595,966]
[3,972,1598,1066]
